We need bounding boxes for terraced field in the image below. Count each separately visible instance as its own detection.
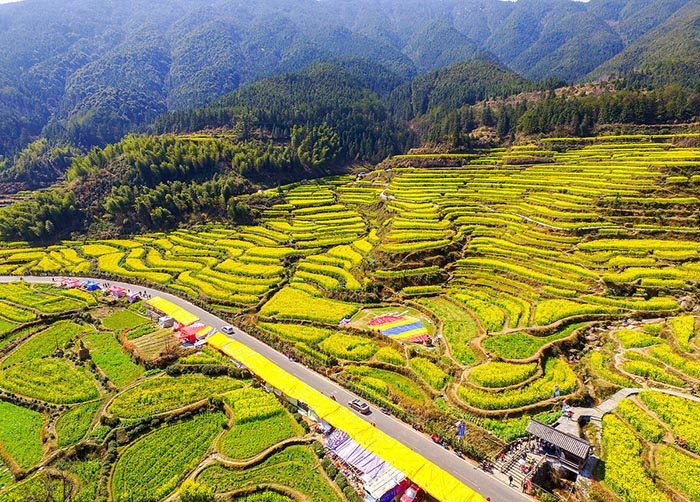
[600,391,700,502]
[1,135,700,500]
[0,286,341,501]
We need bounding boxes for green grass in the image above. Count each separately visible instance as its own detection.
[0,401,44,470]
[55,401,101,447]
[231,493,293,502]
[0,473,66,501]
[101,310,149,332]
[417,297,478,365]
[0,466,12,492]
[83,331,144,388]
[56,460,101,502]
[0,320,16,339]
[483,410,561,442]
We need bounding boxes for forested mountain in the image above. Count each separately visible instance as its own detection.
[153,62,413,164]
[0,0,698,166]
[588,1,700,89]
[388,61,534,121]
[0,134,314,240]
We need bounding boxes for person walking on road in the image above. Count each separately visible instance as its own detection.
[509,474,514,487]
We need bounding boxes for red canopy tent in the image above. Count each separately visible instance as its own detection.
[65,279,82,289]
[177,322,207,344]
[109,285,127,298]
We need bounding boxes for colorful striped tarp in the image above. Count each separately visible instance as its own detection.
[369,314,430,343]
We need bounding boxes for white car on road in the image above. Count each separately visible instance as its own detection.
[221,325,235,335]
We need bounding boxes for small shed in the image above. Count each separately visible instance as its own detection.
[526,420,592,473]
[158,316,174,328]
[77,340,90,361]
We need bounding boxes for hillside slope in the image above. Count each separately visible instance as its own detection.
[588,1,700,88]
[0,0,698,161]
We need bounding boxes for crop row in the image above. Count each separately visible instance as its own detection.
[601,415,669,502]
[458,358,577,411]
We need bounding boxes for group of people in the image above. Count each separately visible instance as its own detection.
[517,455,535,474]
[674,436,689,449]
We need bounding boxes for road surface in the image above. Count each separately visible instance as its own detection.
[1,275,529,502]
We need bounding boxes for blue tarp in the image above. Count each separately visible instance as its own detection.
[83,281,100,291]
[380,321,424,336]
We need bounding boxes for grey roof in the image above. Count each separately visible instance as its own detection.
[526,420,592,459]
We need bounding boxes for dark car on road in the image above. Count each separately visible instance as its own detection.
[349,399,371,415]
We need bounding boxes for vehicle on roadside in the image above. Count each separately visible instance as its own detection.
[400,484,422,502]
[349,399,371,415]
[221,325,234,335]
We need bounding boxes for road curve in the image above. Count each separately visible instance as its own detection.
[1,275,528,502]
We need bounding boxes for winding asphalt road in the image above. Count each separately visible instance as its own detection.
[1,275,529,502]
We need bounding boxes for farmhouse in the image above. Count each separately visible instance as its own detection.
[526,420,592,473]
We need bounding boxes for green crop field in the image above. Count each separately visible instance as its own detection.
[83,331,144,388]
[219,387,304,459]
[198,446,342,502]
[0,401,44,472]
[2,137,700,500]
[107,374,243,418]
[111,411,227,501]
[55,401,102,447]
[101,310,149,332]
[0,358,100,404]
